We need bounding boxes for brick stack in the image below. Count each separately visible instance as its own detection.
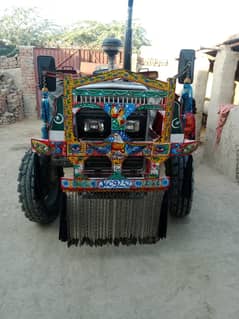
[0,73,24,125]
[0,56,20,69]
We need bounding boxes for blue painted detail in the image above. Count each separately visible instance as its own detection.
[41,91,51,122]
[181,83,193,114]
[73,180,78,188]
[103,102,136,119]
[91,180,97,188]
[106,135,115,142]
[41,90,51,139]
[86,148,93,155]
[87,144,111,154]
[71,144,81,154]
[125,144,145,155]
[124,103,136,119]
[143,148,151,156]
[104,103,111,115]
[54,142,63,154]
[162,178,169,187]
[117,130,131,142]
[135,180,143,187]
[171,144,180,155]
[62,180,69,187]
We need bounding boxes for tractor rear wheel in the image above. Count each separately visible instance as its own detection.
[165,155,194,218]
[18,149,63,224]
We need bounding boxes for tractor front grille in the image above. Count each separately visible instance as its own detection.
[122,156,146,177]
[82,156,146,178]
[83,156,113,178]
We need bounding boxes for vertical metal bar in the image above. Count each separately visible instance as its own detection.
[123,0,134,71]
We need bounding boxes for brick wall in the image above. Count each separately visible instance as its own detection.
[19,46,37,118]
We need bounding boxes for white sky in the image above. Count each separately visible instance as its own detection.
[1,0,239,56]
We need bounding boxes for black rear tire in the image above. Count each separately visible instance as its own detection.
[165,155,194,218]
[18,149,63,224]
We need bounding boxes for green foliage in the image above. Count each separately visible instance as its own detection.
[60,20,150,52]
[0,7,62,47]
[0,7,150,51]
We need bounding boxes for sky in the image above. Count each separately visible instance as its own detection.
[1,0,239,57]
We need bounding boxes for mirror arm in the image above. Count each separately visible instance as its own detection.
[174,62,192,80]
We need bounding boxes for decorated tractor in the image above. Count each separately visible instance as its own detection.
[18,0,198,246]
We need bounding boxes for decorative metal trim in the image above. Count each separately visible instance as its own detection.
[61,176,170,192]
[71,69,169,91]
[73,89,168,98]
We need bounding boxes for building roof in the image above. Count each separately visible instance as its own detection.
[201,33,239,60]
[222,33,239,51]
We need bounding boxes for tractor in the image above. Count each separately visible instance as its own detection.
[18,0,198,246]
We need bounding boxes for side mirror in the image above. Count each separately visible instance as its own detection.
[37,55,56,91]
[178,49,195,84]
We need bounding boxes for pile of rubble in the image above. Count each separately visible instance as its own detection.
[0,73,24,125]
[0,55,20,69]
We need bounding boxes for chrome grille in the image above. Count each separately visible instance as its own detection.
[77,95,150,105]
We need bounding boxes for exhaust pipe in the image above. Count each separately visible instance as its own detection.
[123,0,134,71]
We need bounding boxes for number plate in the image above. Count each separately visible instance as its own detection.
[98,179,132,189]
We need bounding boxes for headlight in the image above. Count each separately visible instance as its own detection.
[75,108,111,140]
[125,120,140,133]
[84,119,105,132]
[126,110,147,140]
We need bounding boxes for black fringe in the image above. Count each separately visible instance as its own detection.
[158,192,168,239]
[182,155,193,198]
[59,193,68,242]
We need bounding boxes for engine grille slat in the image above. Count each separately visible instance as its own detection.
[77,95,154,105]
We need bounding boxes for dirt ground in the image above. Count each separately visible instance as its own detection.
[1,119,239,319]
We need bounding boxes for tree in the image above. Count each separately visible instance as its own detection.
[0,8,150,51]
[60,20,150,52]
[0,7,62,47]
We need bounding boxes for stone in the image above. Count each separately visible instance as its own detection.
[0,72,24,124]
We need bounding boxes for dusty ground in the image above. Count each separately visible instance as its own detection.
[1,119,239,319]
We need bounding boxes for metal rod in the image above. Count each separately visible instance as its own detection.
[123,0,134,71]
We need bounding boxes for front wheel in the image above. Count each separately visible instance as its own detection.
[165,155,194,218]
[18,149,63,224]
